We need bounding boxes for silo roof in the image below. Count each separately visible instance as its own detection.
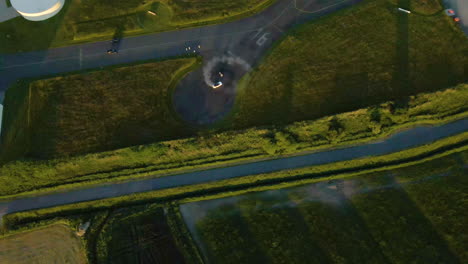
[11,0,60,14]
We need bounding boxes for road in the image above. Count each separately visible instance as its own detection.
[0,0,467,220]
[443,0,468,34]
[0,0,359,100]
[0,118,467,220]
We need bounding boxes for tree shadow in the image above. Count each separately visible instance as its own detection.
[239,193,333,264]
[195,203,272,264]
[349,173,461,263]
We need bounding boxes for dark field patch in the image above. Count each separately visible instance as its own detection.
[97,206,185,264]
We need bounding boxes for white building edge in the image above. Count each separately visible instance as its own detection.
[11,0,65,21]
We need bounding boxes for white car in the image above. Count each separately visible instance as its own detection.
[211,82,223,89]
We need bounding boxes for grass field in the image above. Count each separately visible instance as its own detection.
[95,205,185,264]
[229,0,468,128]
[0,57,199,160]
[1,143,465,263]
[0,0,274,53]
[181,149,468,263]
[0,83,466,197]
[0,224,87,264]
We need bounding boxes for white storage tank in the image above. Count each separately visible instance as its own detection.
[11,0,65,21]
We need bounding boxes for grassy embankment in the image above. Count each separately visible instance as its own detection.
[3,131,467,229]
[3,145,467,264]
[1,82,467,198]
[189,150,468,263]
[0,0,275,53]
[228,0,468,128]
[0,57,200,161]
[0,223,87,264]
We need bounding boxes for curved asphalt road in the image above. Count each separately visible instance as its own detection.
[0,0,360,97]
[0,0,467,219]
[0,118,467,219]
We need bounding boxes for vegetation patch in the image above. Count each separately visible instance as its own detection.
[181,150,467,263]
[1,83,466,197]
[95,205,186,264]
[3,134,467,229]
[229,0,468,128]
[0,57,199,160]
[0,223,87,264]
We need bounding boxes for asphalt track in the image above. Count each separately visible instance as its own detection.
[443,0,468,35]
[0,118,467,219]
[0,0,467,220]
[0,0,359,102]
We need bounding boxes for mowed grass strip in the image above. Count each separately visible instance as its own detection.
[0,0,274,53]
[0,224,87,264]
[4,57,198,159]
[230,0,468,128]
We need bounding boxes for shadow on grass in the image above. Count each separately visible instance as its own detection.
[351,173,461,263]
[0,2,71,160]
[196,203,271,264]
[240,193,333,263]
[392,0,410,97]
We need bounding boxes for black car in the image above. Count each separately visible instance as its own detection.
[107,38,121,54]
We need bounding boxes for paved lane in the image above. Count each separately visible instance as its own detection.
[0,0,359,94]
[443,0,468,34]
[0,118,466,220]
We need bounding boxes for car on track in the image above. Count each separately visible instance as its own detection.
[211,81,223,89]
[107,38,121,54]
[107,49,118,54]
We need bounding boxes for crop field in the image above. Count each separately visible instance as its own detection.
[180,150,468,263]
[0,224,87,264]
[231,0,468,128]
[0,58,198,159]
[96,205,185,264]
[0,0,274,52]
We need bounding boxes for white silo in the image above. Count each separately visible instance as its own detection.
[11,0,65,21]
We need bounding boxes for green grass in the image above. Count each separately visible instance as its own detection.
[0,57,199,160]
[95,205,185,264]
[294,197,388,263]
[0,223,87,264]
[0,83,466,197]
[351,185,459,263]
[3,142,466,263]
[183,149,467,263]
[229,0,468,128]
[195,203,269,264]
[166,205,204,264]
[238,194,330,263]
[3,133,466,228]
[0,0,275,53]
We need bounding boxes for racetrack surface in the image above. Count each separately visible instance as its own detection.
[0,118,466,221]
[0,0,360,123]
[0,0,467,222]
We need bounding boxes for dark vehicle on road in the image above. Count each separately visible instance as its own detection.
[107,49,118,54]
[107,38,121,54]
